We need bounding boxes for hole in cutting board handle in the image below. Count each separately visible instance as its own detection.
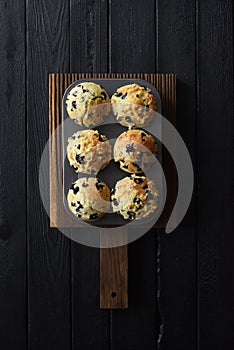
[111,292,117,298]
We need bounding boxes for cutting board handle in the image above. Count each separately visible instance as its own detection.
[100,227,128,309]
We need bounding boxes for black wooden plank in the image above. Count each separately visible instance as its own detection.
[197,1,234,348]
[27,1,71,349]
[110,0,156,74]
[0,1,27,349]
[110,1,159,349]
[70,0,109,73]
[70,1,110,349]
[157,1,197,349]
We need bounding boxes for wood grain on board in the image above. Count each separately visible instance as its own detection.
[100,228,128,309]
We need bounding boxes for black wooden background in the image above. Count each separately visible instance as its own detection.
[0,0,233,349]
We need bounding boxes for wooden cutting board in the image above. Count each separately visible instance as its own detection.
[49,73,176,309]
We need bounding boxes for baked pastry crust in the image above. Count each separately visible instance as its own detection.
[111,83,156,128]
[67,129,112,174]
[66,82,110,127]
[114,129,158,173]
[67,177,110,221]
[111,174,159,220]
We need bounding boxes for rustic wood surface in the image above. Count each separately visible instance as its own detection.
[0,1,27,349]
[197,1,234,348]
[27,1,71,349]
[0,0,233,349]
[157,1,198,347]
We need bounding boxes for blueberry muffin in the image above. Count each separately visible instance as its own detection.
[67,129,112,174]
[111,83,157,128]
[111,175,159,220]
[66,82,110,127]
[67,177,110,221]
[114,129,158,173]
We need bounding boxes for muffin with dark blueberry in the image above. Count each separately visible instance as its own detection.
[67,129,112,174]
[113,129,158,173]
[66,82,110,127]
[111,83,157,128]
[111,174,159,220]
[67,177,110,221]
